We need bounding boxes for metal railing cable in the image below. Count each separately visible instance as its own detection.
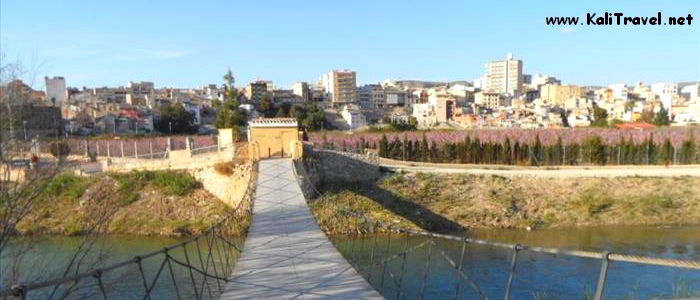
[1,160,258,300]
[292,159,700,300]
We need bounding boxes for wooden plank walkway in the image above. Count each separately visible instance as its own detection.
[220,158,383,299]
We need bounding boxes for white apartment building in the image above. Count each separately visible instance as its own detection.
[292,82,310,101]
[412,103,436,126]
[608,84,629,101]
[484,53,523,96]
[322,69,357,105]
[340,104,367,130]
[45,76,67,104]
[528,74,560,89]
[680,83,700,102]
[651,82,678,98]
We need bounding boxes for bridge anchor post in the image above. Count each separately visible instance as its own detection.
[504,244,522,300]
[594,252,611,300]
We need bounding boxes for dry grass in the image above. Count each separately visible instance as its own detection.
[17,171,230,236]
[311,172,700,232]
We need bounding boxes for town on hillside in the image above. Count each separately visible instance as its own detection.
[1,53,699,141]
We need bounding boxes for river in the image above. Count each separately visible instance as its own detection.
[330,226,700,300]
[1,226,698,299]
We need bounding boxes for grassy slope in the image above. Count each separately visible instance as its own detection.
[311,172,700,234]
[18,171,231,236]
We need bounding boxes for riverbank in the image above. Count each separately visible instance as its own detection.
[380,157,700,177]
[16,170,232,236]
[309,171,700,233]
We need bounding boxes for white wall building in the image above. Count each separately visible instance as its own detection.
[608,83,629,101]
[484,53,523,96]
[651,82,678,98]
[340,104,367,130]
[45,76,68,104]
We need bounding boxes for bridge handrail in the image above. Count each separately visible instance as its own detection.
[292,157,699,300]
[1,160,259,299]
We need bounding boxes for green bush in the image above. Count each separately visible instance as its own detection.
[43,173,91,201]
[112,171,200,202]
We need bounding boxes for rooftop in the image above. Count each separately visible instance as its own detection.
[249,117,298,128]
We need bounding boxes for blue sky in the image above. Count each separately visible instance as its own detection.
[1,0,698,89]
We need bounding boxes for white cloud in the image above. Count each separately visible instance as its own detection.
[560,26,576,34]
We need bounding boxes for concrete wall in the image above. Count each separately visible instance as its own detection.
[103,148,235,172]
[302,148,380,184]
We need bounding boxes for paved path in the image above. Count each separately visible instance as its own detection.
[220,159,382,299]
[380,158,700,178]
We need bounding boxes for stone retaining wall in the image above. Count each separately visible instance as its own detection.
[302,148,380,185]
[188,162,253,208]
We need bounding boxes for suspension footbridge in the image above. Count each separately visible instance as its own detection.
[2,155,699,300]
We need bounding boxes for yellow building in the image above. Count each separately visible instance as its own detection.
[247,118,302,159]
[540,84,584,106]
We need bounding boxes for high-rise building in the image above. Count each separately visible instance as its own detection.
[484,54,523,96]
[322,69,357,105]
[45,76,67,104]
[246,81,268,102]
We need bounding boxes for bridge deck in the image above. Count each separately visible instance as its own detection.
[220,158,382,299]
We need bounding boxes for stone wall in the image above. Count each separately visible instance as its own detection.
[302,148,380,185]
[188,162,253,208]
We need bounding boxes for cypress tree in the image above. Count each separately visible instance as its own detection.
[429,141,440,162]
[680,134,697,164]
[420,134,430,162]
[378,134,389,157]
[554,136,563,165]
[502,137,512,164]
[660,138,673,165]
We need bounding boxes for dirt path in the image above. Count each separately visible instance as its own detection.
[379,158,700,178]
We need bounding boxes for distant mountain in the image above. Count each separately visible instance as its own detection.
[393,80,471,89]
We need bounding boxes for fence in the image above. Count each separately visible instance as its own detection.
[293,161,700,300]
[1,161,258,300]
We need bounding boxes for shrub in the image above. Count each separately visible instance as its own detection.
[49,141,71,158]
[43,173,91,201]
[214,162,236,176]
[112,170,199,206]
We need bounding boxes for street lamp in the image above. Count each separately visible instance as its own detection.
[169,122,172,134]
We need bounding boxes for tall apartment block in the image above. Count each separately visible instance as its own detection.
[484,53,523,96]
[45,76,67,104]
[247,81,268,102]
[322,69,357,105]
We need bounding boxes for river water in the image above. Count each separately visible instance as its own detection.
[331,226,700,300]
[1,226,698,299]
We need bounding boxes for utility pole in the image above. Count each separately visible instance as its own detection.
[23,120,27,141]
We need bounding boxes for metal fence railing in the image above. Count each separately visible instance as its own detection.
[292,160,700,300]
[1,161,258,300]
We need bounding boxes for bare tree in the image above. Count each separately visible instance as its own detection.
[1,50,115,296]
